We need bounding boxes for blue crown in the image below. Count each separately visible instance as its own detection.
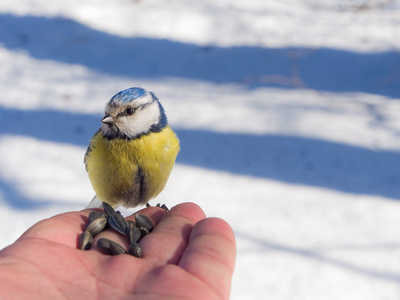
[109,87,148,105]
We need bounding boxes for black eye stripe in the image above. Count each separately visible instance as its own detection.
[116,107,136,117]
[115,103,151,118]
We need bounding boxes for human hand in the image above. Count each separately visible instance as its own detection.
[0,202,236,300]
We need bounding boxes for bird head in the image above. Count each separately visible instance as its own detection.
[100,87,167,140]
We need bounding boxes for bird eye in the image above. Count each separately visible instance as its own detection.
[125,107,135,116]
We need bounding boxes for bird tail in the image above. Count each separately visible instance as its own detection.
[86,195,103,209]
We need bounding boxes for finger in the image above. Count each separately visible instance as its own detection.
[179,217,236,300]
[17,210,91,248]
[139,202,206,265]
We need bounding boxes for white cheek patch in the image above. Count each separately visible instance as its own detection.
[118,102,160,138]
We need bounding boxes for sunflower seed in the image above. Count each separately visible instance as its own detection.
[135,214,154,232]
[128,242,143,258]
[139,226,150,238]
[97,238,126,255]
[98,238,126,255]
[78,201,159,257]
[78,230,93,250]
[108,214,129,235]
[128,223,142,244]
[109,242,127,255]
[88,211,101,223]
[88,210,108,223]
[97,238,113,255]
[85,217,108,237]
[97,210,108,219]
[102,202,117,217]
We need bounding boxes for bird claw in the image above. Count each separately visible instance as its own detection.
[146,202,169,212]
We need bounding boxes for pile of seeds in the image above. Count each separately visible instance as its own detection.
[78,202,155,257]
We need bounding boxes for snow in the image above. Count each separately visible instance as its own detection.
[1,0,400,299]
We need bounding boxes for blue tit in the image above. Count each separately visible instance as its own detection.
[84,87,180,209]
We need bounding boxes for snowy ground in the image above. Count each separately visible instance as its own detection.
[1,0,400,299]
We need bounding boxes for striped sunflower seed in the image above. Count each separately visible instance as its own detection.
[109,242,127,255]
[78,230,93,250]
[102,202,117,217]
[139,226,150,238]
[108,214,129,235]
[128,223,142,244]
[88,210,101,223]
[135,214,154,232]
[97,238,126,255]
[85,217,108,237]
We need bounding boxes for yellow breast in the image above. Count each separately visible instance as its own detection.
[85,126,180,208]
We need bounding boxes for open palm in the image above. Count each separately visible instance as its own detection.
[0,203,236,300]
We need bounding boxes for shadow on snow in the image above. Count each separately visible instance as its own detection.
[1,106,400,209]
[235,230,400,284]
[0,14,399,97]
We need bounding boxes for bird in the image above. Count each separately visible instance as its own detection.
[84,87,180,209]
